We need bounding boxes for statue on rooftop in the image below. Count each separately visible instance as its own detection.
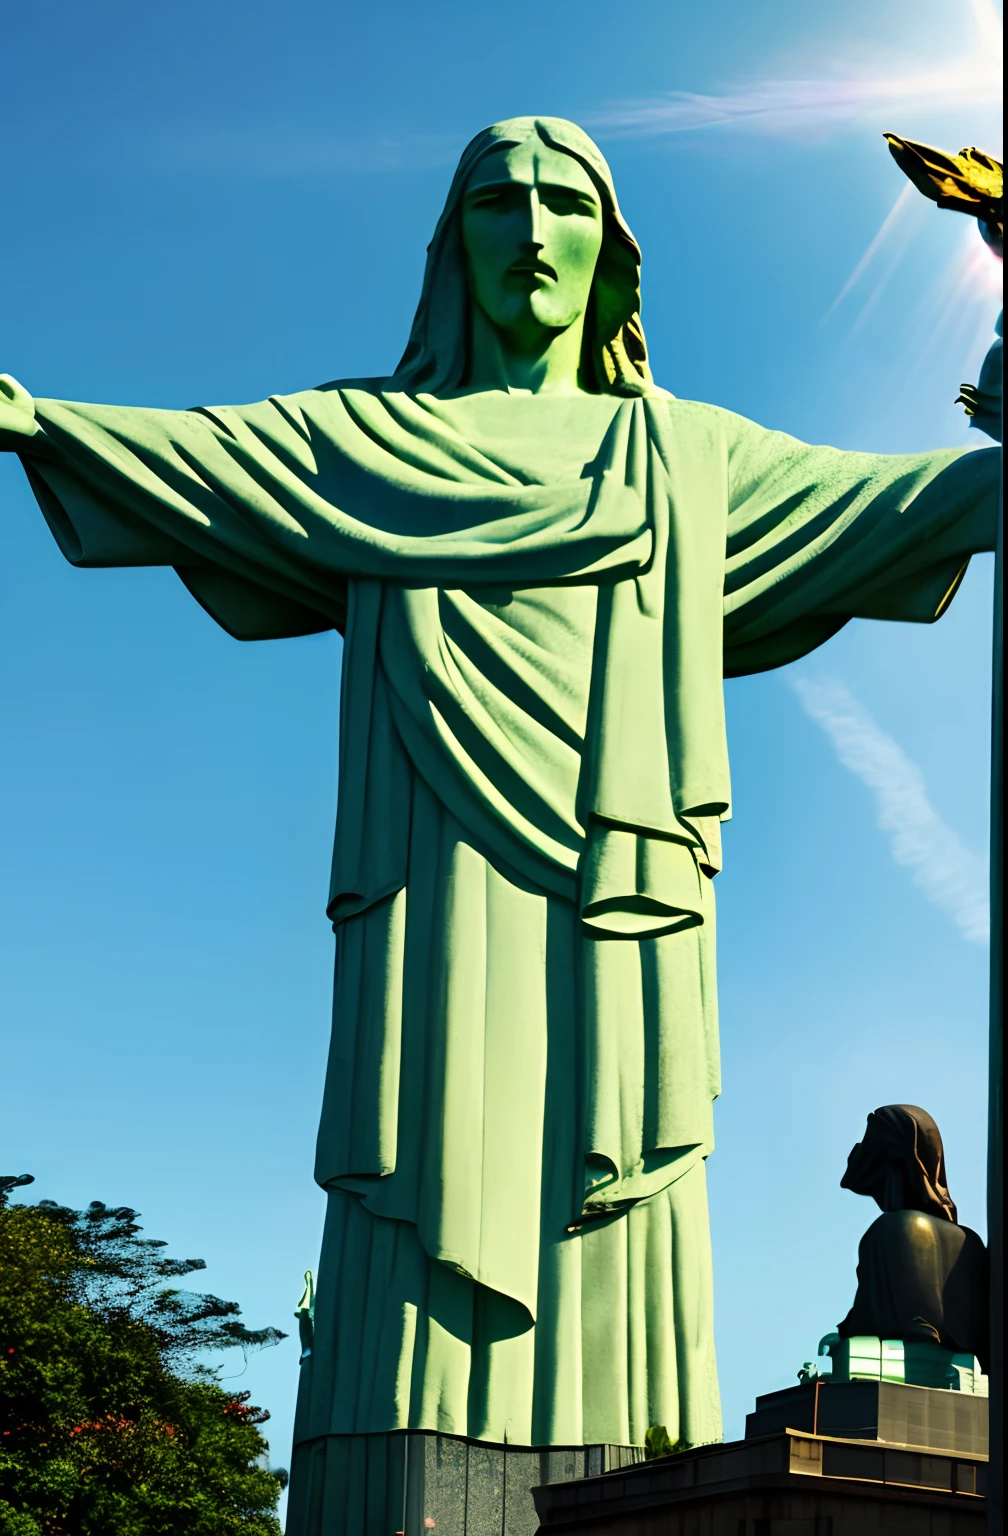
[838,1104,988,1367]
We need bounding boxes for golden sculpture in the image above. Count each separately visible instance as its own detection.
[885,132,1002,434]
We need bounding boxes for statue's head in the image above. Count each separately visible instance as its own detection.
[394,117,651,395]
[461,135,604,364]
[841,1104,957,1222]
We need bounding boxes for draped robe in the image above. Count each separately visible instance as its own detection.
[14,382,999,1455]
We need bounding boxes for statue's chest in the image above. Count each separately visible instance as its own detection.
[440,581,600,749]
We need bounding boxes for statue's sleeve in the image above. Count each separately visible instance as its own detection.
[15,391,349,639]
[720,409,1000,676]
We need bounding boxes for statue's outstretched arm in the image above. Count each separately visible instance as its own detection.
[1,375,348,639]
[721,411,1000,677]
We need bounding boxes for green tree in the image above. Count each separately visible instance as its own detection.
[0,1175,288,1535]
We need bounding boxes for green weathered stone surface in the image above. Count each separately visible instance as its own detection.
[0,118,1000,1501]
[286,1432,643,1536]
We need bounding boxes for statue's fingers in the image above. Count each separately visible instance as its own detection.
[0,373,38,437]
[0,373,30,403]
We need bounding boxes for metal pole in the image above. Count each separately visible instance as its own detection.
[988,386,1003,1534]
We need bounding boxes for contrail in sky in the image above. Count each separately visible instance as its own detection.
[590,0,1001,140]
[790,676,989,945]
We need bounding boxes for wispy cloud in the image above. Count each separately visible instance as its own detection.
[590,72,998,140]
[590,0,1002,141]
[790,676,989,944]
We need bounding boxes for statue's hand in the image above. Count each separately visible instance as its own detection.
[0,374,39,447]
[956,311,1003,444]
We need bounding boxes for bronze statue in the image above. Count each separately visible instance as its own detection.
[839,1105,988,1368]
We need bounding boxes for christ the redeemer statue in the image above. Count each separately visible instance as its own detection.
[0,118,999,1524]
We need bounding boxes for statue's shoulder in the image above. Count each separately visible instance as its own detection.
[863,1208,973,1256]
[296,376,392,400]
[270,378,407,429]
[644,392,746,455]
[867,1208,941,1234]
[649,390,741,424]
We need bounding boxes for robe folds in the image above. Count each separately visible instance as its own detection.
[16,383,1000,1449]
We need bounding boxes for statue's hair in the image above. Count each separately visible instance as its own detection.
[393,117,653,396]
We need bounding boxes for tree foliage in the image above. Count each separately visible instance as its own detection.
[0,1177,288,1535]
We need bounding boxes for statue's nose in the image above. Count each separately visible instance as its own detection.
[511,186,544,246]
[529,188,543,244]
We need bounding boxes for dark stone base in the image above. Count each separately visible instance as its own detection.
[285,1431,644,1535]
[532,1428,987,1533]
[745,1380,988,1456]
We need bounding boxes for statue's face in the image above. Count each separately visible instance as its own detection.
[461,140,604,345]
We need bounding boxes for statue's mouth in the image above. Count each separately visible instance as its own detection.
[508,259,557,282]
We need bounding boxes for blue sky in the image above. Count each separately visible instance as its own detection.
[1,0,1002,1493]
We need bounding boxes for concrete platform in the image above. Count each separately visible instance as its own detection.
[531,1428,987,1534]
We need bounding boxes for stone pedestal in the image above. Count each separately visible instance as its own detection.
[285,1431,643,1535]
[745,1379,988,1455]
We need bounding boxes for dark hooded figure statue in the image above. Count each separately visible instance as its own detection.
[838,1105,988,1365]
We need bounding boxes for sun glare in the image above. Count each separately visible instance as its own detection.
[822,1,1002,350]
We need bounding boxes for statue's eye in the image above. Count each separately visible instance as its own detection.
[466,186,520,212]
[540,186,598,217]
